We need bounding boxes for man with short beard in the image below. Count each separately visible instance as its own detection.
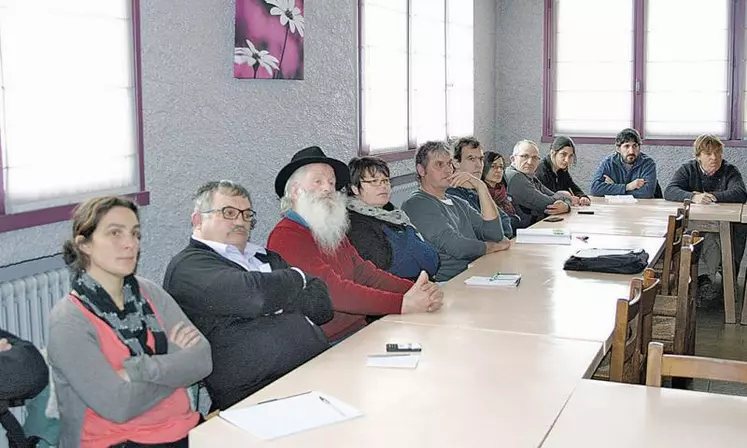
[589,128,658,198]
[163,180,334,409]
[268,146,444,342]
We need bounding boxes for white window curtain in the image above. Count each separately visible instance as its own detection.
[553,0,634,137]
[644,0,729,138]
[0,0,139,214]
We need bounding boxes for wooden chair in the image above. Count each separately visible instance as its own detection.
[609,268,661,383]
[658,207,687,295]
[653,232,703,356]
[645,341,747,387]
[592,269,660,384]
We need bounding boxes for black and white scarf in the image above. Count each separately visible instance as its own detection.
[73,273,167,356]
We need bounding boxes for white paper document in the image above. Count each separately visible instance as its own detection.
[464,274,521,287]
[515,228,571,245]
[366,353,420,369]
[219,391,363,440]
[605,195,638,204]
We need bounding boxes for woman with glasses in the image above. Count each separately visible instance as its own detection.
[535,136,591,206]
[482,151,520,233]
[48,196,212,448]
[346,156,440,281]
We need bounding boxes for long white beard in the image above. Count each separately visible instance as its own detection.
[295,189,350,254]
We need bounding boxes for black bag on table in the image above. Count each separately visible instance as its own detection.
[563,249,649,275]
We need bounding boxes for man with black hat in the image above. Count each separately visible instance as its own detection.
[268,146,444,342]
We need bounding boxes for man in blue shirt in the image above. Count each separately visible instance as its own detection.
[589,128,658,198]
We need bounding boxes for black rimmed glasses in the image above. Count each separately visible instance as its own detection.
[202,206,257,222]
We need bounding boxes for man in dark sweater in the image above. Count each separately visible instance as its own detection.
[664,134,747,307]
[446,137,514,238]
[163,180,333,409]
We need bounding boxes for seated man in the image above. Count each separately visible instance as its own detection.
[268,146,443,342]
[504,139,571,226]
[402,141,510,282]
[664,134,747,308]
[0,330,48,448]
[163,180,334,409]
[447,136,515,238]
[590,128,658,198]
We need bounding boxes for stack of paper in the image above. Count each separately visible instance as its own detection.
[219,391,362,439]
[574,248,639,258]
[515,228,571,245]
[605,195,638,204]
[464,273,521,287]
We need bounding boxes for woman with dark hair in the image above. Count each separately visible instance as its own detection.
[535,136,591,206]
[481,151,520,231]
[346,156,439,281]
[48,196,212,448]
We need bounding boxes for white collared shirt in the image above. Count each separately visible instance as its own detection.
[192,236,272,273]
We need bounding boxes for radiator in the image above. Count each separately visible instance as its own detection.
[390,177,419,208]
[0,267,69,350]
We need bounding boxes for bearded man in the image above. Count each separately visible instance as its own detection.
[268,146,444,342]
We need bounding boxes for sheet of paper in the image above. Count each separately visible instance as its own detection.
[219,391,362,440]
[366,354,420,369]
[574,248,637,258]
[604,195,638,204]
[464,275,521,287]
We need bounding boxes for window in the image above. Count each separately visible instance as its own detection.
[360,0,474,159]
[0,0,147,232]
[544,0,747,144]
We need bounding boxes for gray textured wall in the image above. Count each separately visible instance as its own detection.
[495,0,747,193]
[0,0,497,281]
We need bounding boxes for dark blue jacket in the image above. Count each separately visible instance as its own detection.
[589,153,658,198]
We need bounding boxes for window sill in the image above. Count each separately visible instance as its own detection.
[0,191,150,233]
[540,135,747,148]
[360,147,417,163]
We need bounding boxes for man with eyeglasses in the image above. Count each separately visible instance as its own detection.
[589,128,658,198]
[446,136,515,238]
[163,180,333,410]
[504,139,572,227]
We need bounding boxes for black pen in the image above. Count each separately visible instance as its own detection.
[319,395,346,417]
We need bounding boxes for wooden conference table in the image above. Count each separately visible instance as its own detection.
[386,233,664,351]
[541,379,747,447]
[190,321,604,447]
[532,199,744,323]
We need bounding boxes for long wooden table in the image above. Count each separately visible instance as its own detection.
[190,321,604,447]
[533,199,744,323]
[541,379,747,447]
[386,234,664,351]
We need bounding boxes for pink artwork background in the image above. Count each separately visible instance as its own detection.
[234,0,305,80]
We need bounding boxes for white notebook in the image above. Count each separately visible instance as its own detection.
[366,353,420,369]
[219,391,362,440]
[515,228,571,245]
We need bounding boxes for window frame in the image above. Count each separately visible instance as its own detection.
[0,0,149,233]
[358,0,473,162]
[542,0,747,147]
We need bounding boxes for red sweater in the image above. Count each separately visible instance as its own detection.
[268,218,413,340]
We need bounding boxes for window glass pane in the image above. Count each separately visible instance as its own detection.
[447,0,473,137]
[361,0,408,153]
[553,0,634,137]
[645,0,729,138]
[0,0,137,213]
[412,0,446,144]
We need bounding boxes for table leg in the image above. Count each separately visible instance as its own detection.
[719,221,736,324]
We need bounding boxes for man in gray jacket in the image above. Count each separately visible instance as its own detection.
[402,141,510,281]
[504,140,571,227]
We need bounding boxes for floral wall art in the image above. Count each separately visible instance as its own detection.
[234,0,305,80]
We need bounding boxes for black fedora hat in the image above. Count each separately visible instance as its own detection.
[274,146,351,197]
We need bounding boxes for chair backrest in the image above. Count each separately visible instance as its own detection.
[674,232,702,355]
[609,268,661,383]
[660,208,687,295]
[645,341,747,387]
[681,199,691,228]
